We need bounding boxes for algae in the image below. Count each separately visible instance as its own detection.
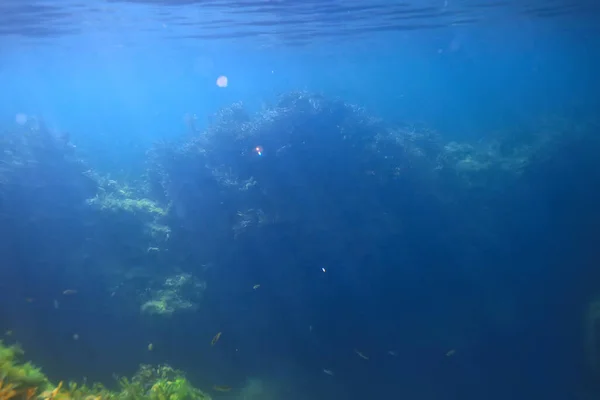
[0,342,210,400]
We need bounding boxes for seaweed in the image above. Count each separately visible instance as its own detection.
[0,342,48,392]
[0,342,210,400]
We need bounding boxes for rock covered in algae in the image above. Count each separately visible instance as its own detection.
[140,273,206,317]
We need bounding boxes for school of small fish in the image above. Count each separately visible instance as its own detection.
[11,266,460,394]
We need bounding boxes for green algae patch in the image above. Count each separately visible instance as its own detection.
[0,342,211,400]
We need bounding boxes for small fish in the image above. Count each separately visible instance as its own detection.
[354,349,369,360]
[63,289,77,295]
[387,350,397,357]
[253,284,260,290]
[25,298,34,303]
[148,343,154,351]
[212,385,232,392]
[321,267,326,272]
[323,369,334,376]
[5,330,13,336]
[446,349,456,357]
[53,299,59,309]
[73,333,79,340]
[211,332,222,346]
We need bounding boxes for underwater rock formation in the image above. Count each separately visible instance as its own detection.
[85,176,170,267]
[147,93,444,257]
[145,91,539,272]
[143,93,600,384]
[0,119,180,319]
[0,118,97,277]
[3,93,599,398]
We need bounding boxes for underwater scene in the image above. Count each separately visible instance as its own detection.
[1,0,600,399]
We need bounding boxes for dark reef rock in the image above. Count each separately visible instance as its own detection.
[0,119,98,280]
[146,91,533,271]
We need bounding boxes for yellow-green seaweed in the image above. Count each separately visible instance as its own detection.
[0,341,210,400]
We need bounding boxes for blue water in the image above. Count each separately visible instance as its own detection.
[1,1,599,399]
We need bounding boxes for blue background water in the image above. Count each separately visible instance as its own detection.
[1,1,599,399]
[2,9,598,173]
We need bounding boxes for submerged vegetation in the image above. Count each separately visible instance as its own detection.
[0,341,211,400]
[0,342,47,392]
[140,273,206,316]
[0,92,599,397]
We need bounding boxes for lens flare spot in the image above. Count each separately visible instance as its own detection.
[216,75,228,88]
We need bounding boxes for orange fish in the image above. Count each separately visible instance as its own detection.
[211,332,222,346]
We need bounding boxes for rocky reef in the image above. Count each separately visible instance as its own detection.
[1,93,599,397]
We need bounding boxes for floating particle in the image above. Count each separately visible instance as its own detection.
[216,75,228,88]
[73,333,79,340]
[254,146,263,156]
[321,267,326,272]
